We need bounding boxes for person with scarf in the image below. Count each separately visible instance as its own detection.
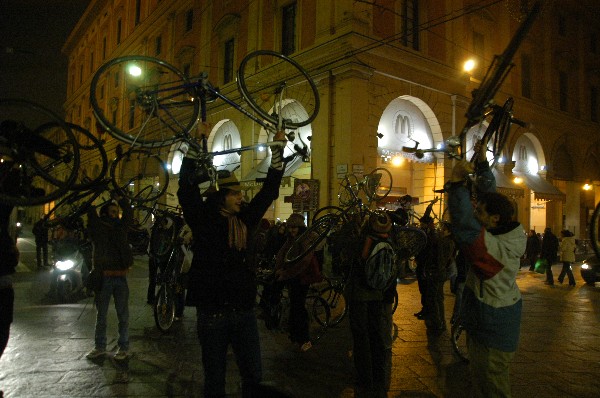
[177,132,285,397]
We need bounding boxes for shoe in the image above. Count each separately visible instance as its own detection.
[558,279,564,284]
[569,283,576,287]
[544,281,554,285]
[114,348,129,361]
[86,348,106,359]
[300,341,312,352]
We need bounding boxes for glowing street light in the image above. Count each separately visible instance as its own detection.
[463,59,476,73]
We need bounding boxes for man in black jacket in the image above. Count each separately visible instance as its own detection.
[177,132,285,397]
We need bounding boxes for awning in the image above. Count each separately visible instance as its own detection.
[492,168,525,198]
[512,171,565,202]
[241,155,304,183]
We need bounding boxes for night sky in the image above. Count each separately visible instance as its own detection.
[0,0,91,117]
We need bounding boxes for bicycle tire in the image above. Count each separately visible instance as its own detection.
[308,294,331,330]
[237,50,320,128]
[451,321,469,363]
[589,202,600,259]
[150,213,183,258]
[337,174,360,207]
[90,56,198,148]
[0,99,80,206]
[479,98,513,168]
[318,286,347,327]
[154,283,176,332]
[35,122,108,191]
[42,183,110,228]
[364,167,393,203]
[283,214,338,265]
[391,226,428,260]
[110,149,169,203]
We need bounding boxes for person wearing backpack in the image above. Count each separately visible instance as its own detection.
[346,211,395,398]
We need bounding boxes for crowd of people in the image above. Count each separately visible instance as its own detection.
[2,135,584,398]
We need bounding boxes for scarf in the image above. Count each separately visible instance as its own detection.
[220,209,247,251]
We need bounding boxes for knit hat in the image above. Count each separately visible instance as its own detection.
[286,213,305,227]
[369,211,392,234]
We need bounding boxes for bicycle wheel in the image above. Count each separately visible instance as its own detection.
[149,213,182,258]
[42,183,110,228]
[110,149,169,203]
[0,99,80,206]
[318,286,347,327]
[308,294,330,333]
[337,174,360,207]
[364,168,393,203]
[284,214,338,265]
[154,283,176,332]
[237,50,319,128]
[90,56,198,148]
[589,202,600,259]
[35,122,108,191]
[391,226,428,261]
[451,320,469,362]
[479,98,513,168]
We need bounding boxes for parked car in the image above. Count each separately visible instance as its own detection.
[580,256,600,285]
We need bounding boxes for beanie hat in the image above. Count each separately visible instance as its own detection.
[369,211,392,234]
[286,213,305,227]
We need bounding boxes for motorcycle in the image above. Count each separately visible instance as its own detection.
[50,239,91,302]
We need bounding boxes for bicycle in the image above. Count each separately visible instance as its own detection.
[255,268,331,341]
[1,98,81,206]
[90,50,318,193]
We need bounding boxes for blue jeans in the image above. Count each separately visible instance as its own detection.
[94,276,129,351]
[197,308,261,397]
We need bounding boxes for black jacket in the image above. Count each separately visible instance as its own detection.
[87,199,133,271]
[178,165,283,313]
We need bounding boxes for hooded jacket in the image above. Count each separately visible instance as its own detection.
[447,161,525,352]
[559,234,576,263]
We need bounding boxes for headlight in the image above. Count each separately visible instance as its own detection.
[16,222,22,227]
[581,263,590,270]
[56,259,75,271]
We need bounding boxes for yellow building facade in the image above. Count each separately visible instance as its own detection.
[63,0,600,237]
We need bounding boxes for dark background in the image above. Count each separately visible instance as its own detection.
[1,0,91,116]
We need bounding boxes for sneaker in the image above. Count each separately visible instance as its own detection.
[300,341,312,352]
[86,348,106,359]
[114,348,129,361]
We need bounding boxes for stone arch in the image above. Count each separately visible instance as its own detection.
[512,132,546,174]
[549,134,574,181]
[583,141,600,181]
[208,119,242,172]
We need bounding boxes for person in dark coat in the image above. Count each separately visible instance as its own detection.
[177,132,285,397]
[33,216,49,269]
[540,227,559,285]
[525,229,541,271]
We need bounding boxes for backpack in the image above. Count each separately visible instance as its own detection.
[363,236,397,290]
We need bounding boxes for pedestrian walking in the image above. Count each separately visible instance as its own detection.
[85,192,133,361]
[525,229,541,271]
[446,139,525,398]
[541,227,559,285]
[177,131,285,397]
[32,216,49,269]
[557,230,576,286]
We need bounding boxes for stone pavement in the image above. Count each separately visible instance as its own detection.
[1,250,600,397]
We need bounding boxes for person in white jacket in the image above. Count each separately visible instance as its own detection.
[557,230,576,286]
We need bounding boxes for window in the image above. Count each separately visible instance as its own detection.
[591,32,598,54]
[521,54,531,99]
[281,2,297,56]
[117,18,122,44]
[100,84,105,100]
[79,64,83,84]
[90,52,94,73]
[559,71,568,112]
[102,37,107,60]
[402,0,419,50]
[223,38,234,84]
[558,14,566,36]
[592,86,599,122]
[473,32,484,58]
[185,9,193,32]
[129,99,136,129]
[183,64,191,77]
[114,71,119,87]
[155,35,162,56]
[135,0,141,26]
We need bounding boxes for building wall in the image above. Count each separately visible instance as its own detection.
[62,0,600,233]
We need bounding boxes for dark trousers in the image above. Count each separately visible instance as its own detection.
[0,287,15,358]
[287,280,310,344]
[424,277,445,331]
[558,262,575,285]
[349,300,386,397]
[197,309,262,397]
[36,241,48,268]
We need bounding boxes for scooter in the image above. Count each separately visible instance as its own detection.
[50,240,91,302]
